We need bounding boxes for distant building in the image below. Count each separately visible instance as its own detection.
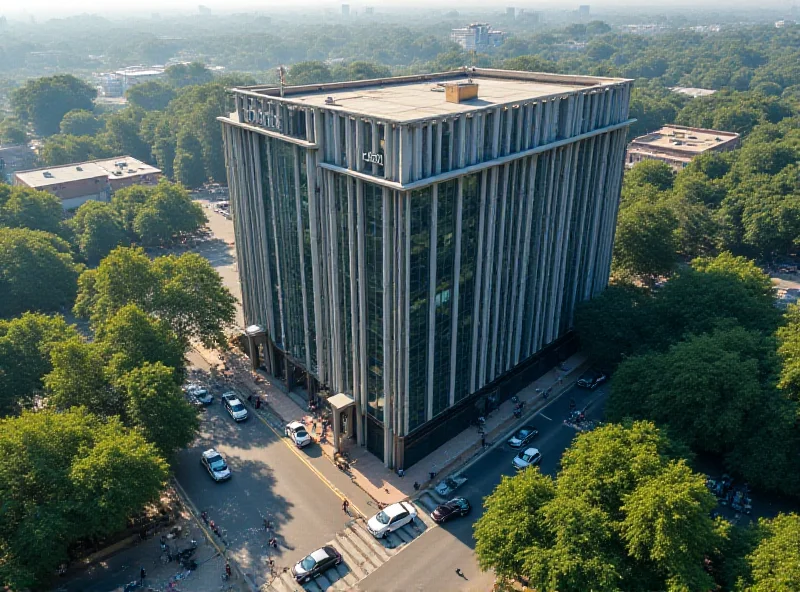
[578,5,590,18]
[0,144,36,183]
[620,24,670,35]
[364,6,374,15]
[506,7,515,18]
[626,125,740,171]
[341,4,350,17]
[14,156,161,210]
[114,66,166,93]
[450,23,507,51]
[670,86,716,98]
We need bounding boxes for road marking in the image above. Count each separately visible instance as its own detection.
[539,413,552,421]
[250,405,367,520]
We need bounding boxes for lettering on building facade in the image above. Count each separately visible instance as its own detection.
[362,151,384,166]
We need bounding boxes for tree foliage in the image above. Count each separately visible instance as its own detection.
[68,200,129,264]
[126,80,176,111]
[59,108,103,136]
[0,408,168,589]
[0,184,64,236]
[10,74,96,136]
[612,199,678,285]
[0,228,79,317]
[737,514,800,592]
[474,422,721,592]
[0,117,26,145]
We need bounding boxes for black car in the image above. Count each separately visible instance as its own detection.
[507,425,538,449]
[292,546,342,583]
[430,497,471,523]
[577,369,607,389]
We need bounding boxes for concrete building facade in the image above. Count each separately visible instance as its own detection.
[220,69,633,468]
[626,125,739,171]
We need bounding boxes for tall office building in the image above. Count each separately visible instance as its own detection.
[450,23,507,51]
[220,69,632,468]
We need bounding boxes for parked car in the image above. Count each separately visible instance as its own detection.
[184,384,213,405]
[513,447,542,471]
[186,393,205,410]
[577,369,607,389]
[201,448,231,481]
[222,392,248,422]
[285,421,312,448]
[507,425,538,449]
[430,497,471,523]
[367,501,417,538]
[292,546,342,583]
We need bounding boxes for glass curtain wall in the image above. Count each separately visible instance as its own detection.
[334,174,354,394]
[364,182,384,421]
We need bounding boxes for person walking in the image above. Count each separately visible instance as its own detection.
[342,499,350,515]
[481,434,486,449]
[455,568,465,578]
[139,566,146,585]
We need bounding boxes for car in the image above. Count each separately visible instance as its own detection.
[367,501,417,538]
[513,447,542,471]
[186,393,206,411]
[222,392,248,422]
[201,448,231,481]
[184,384,213,405]
[285,421,312,448]
[507,425,538,449]
[292,546,342,583]
[430,497,471,523]
[577,369,607,389]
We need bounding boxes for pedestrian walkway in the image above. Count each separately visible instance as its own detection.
[194,340,587,507]
[262,509,435,592]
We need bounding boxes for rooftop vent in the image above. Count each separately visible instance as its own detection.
[76,166,83,171]
[325,96,336,105]
[43,171,53,178]
[444,82,479,104]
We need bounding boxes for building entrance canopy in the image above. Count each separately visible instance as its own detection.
[328,393,355,453]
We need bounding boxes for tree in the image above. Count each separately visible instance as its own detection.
[0,228,79,317]
[126,80,176,111]
[39,133,113,167]
[691,252,773,299]
[0,313,79,416]
[0,184,64,236]
[132,180,206,245]
[103,107,151,162]
[74,247,236,348]
[287,61,333,85]
[339,61,392,81]
[738,514,800,591]
[10,74,97,136]
[612,200,678,285]
[474,421,721,592]
[69,200,129,264]
[98,303,185,383]
[626,160,675,191]
[110,184,152,234]
[777,304,800,399]
[59,109,103,136]
[164,62,213,88]
[173,130,206,188]
[0,408,167,589]
[0,117,26,145]
[44,337,118,416]
[118,362,198,457]
[500,55,557,73]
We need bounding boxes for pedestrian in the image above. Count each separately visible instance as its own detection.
[201,510,208,523]
[481,434,486,448]
[558,373,564,386]
[455,568,465,578]
[312,420,317,434]
[248,393,253,404]
[263,518,269,531]
[397,468,405,477]
[413,481,420,491]
[342,499,350,515]
[140,566,146,585]
[255,397,261,409]
[269,536,278,548]
[225,562,232,578]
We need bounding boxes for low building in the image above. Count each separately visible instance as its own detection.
[450,23,507,51]
[625,125,740,171]
[13,156,161,210]
[114,66,166,93]
[670,86,716,98]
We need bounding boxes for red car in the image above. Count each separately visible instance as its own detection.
[430,497,471,523]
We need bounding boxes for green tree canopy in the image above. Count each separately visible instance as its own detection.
[0,228,79,317]
[287,61,333,85]
[126,80,176,111]
[737,514,800,592]
[59,109,104,136]
[0,313,79,416]
[10,74,97,136]
[626,160,676,192]
[38,133,113,167]
[68,200,129,264]
[132,180,206,245]
[173,130,207,188]
[612,199,678,285]
[0,184,64,236]
[118,362,198,457]
[0,117,26,145]
[0,408,168,589]
[165,62,214,88]
[777,303,800,399]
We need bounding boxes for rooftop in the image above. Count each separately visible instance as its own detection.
[235,69,629,124]
[15,156,161,188]
[629,125,739,155]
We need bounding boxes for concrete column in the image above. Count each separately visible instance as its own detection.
[426,184,438,420]
[434,120,443,175]
[470,172,488,393]
[382,187,393,468]
[425,124,433,178]
[399,125,412,184]
[355,180,368,440]
[513,156,538,363]
[293,147,312,371]
[263,138,287,347]
[506,158,528,366]
[346,177,363,445]
[385,125,394,181]
[457,116,467,169]
[332,114,342,166]
[489,164,509,379]
[491,107,501,159]
[448,178,463,407]
[478,167,498,386]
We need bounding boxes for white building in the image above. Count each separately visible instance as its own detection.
[450,23,507,51]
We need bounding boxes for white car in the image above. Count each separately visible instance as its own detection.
[222,392,248,422]
[285,421,312,448]
[513,447,542,471]
[367,501,417,538]
[184,384,213,405]
[201,448,231,481]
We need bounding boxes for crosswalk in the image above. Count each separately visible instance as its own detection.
[264,505,435,592]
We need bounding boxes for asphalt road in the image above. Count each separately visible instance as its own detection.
[173,399,363,588]
[357,383,609,592]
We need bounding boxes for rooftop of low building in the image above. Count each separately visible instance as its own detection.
[15,156,161,188]
[628,125,739,154]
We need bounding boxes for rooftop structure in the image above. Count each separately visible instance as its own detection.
[450,23,507,51]
[670,86,716,98]
[221,68,633,468]
[14,156,161,210]
[626,125,740,170]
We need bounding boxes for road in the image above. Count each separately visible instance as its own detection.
[174,399,364,588]
[357,383,609,592]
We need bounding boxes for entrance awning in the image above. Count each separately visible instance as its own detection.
[328,392,355,411]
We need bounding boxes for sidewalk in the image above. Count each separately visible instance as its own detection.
[193,342,586,507]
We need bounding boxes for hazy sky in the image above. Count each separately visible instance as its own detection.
[4,0,795,17]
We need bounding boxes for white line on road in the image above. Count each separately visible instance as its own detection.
[540,413,552,421]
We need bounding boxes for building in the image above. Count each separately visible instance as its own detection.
[14,156,161,210]
[341,4,350,17]
[578,5,590,18]
[506,7,515,18]
[114,66,166,94]
[450,23,507,51]
[220,68,633,468]
[625,125,739,171]
[670,86,716,98]
[364,6,374,15]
